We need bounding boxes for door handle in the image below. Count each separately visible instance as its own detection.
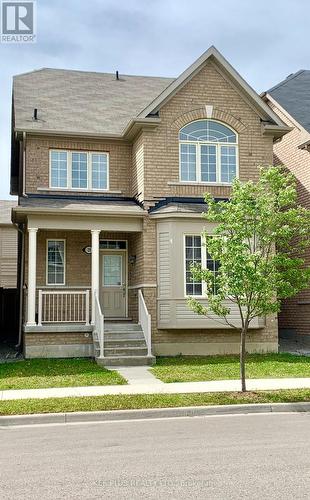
[122,284,126,297]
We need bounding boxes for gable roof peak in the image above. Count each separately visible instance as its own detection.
[137,45,288,133]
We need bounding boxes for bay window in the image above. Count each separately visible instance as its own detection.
[50,150,109,190]
[179,119,238,184]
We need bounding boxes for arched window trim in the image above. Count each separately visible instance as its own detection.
[179,119,239,185]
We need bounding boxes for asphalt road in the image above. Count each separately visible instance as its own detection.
[0,413,309,499]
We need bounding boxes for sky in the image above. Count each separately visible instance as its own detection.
[0,0,309,199]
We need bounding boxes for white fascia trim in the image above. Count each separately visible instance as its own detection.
[128,284,157,290]
[12,207,146,218]
[137,45,287,129]
[15,117,162,141]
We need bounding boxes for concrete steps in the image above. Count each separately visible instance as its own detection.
[94,321,155,367]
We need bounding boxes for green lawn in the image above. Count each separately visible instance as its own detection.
[0,359,126,390]
[151,353,310,383]
[0,389,309,415]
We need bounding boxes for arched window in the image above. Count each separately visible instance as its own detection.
[179,119,238,184]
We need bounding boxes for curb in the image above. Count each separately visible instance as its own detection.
[0,401,310,427]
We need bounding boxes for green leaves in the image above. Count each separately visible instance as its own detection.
[188,166,310,327]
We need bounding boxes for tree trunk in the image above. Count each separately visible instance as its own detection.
[240,327,247,392]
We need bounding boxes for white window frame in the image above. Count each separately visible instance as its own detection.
[49,150,110,192]
[183,234,204,298]
[46,239,66,286]
[184,233,220,298]
[179,120,239,185]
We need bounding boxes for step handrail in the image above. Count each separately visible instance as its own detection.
[138,289,152,357]
[94,291,104,358]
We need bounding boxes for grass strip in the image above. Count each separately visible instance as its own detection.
[0,358,126,390]
[151,353,310,383]
[0,389,309,416]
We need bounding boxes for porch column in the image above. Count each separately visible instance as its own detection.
[91,229,100,323]
[27,227,38,326]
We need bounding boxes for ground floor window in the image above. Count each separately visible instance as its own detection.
[184,235,219,296]
[46,239,66,285]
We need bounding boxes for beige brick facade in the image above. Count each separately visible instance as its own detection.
[21,57,280,356]
[25,135,132,196]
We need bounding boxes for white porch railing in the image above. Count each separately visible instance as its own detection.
[38,289,90,325]
[138,289,152,357]
[93,291,104,358]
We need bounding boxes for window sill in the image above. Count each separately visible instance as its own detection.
[37,187,122,194]
[167,181,233,187]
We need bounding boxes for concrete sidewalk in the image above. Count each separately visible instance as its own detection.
[0,366,310,401]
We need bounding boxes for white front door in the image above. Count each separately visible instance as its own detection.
[100,251,127,318]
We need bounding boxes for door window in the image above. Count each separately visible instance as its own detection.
[103,255,122,286]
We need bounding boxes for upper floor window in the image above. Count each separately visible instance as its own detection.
[50,150,109,191]
[179,120,238,184]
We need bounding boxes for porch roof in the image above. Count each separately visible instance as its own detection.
[12,197,145,223]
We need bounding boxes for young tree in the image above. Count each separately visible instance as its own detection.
[188,166,310,392]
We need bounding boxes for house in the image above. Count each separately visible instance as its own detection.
[0,200,18,345]
[10,46,289,364]
[0,200,17,288]
[263,71,310,347]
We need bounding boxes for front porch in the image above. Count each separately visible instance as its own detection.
[13,201,155,364]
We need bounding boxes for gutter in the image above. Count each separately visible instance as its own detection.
[298,139,310,150]
[12,206,146,222]
[14,117,161,142]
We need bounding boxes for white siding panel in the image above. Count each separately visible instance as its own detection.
[159,303,171,322]
[0,227,18,288]
[1,228,17,257]
[158,232,171,297]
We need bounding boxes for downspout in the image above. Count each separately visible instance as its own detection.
[22,131,27,197]
[14,223,25,349]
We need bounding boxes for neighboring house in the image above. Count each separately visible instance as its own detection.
[10,46,289,364]
[0,200,19,345]
[263,71,310,346]
[0,200,17,288]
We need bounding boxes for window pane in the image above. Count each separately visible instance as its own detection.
[180,120,236,143]
[100,240,126,249]
[185,235,202,295]
[50,151,67,188]
[72,153,88,189]
[103,255,122,286]
[220,146,237,183]
[200,145,217,182]
[47,240,65,285]
[180,144,196,181]
[206,249,220,293]
[92,154,108,190]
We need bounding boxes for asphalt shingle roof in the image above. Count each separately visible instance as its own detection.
[268,70,310,132]
[17,197,144,214]
[13,68,174,136]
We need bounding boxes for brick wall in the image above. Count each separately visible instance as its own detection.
[268,100,310,338]
[140,60,273,202]
[25,135,132,196]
